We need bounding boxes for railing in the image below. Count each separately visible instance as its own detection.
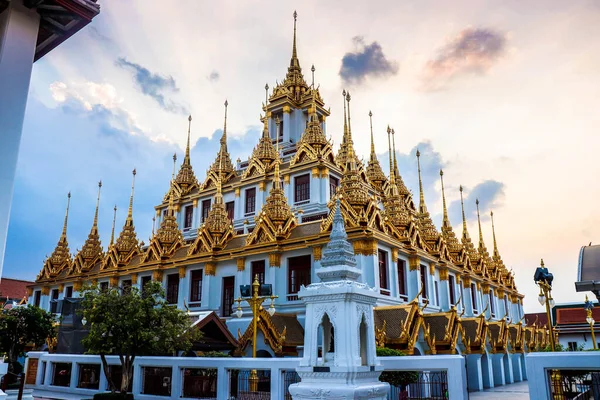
[526,352,600,399]
[25,352,467,399]
[1,371,26,399]
[547,370,600,400]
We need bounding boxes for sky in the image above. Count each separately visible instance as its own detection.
[4,0,600,313]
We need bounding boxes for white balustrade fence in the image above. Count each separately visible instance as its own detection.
[25,352,467,399]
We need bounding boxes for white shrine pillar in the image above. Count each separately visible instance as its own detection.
[289,200,389,400]
[0,1,40,279]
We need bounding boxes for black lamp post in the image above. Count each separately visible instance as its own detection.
[534,259,556,351]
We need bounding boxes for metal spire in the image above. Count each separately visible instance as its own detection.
[171,153,177,180]
[127,169,136,221]
[369,111,375,157]
[460,185,467,234]
[491,210,499,256]
[440,170,450,226]
[184,115,192,164]
[342,89,348,143]
[476,198,484,245]
[416,149,426,213]
[92,180,102,230]
[291,11,299,67]
[110,205,117,246]
[61,192,71,239]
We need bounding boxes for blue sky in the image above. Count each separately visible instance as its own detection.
[5,0,600,312]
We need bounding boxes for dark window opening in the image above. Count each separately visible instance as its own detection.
[51,363,71,387]
[245,188,256,214]
[222,276,235,317]
[184,205,193,229]
[34,291,41,307]
[294,174,310,203]
[397,260,407,298]
[288,255,311,299]
[77,364,100,389]
[142,367,172,396]
[201,200,211,223]
[190,269,203,303]
[471,283,478,313]
[449,275,456,305]
[226,201,235,221]
[434,281,440,306]
[251,260,266,285]
[122,280,132,294]
[100,281,109,292]
[65,286,73,298]
[50,289,59,314]
[329,176,339,198]
[490,290,496,316]
[107,365,133,392]
[141,275,152,293]
[567,341,578,351]
[166,274,179,304]
[420,265,428,300]
[378,249,389,295]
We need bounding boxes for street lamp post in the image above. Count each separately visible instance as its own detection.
[235,275,277,392]
[534,259,556,351]
[584,295,597,350]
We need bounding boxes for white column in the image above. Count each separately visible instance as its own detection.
[0,1,40,278]
[439,278,450,311]
[177,270,187,309]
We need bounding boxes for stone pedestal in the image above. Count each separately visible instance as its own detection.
[289,200,389,400]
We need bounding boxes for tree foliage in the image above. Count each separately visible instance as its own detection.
[80,281,200,393]
[0,305,56,373]
[376,347,420,389]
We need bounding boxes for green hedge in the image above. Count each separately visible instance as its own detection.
[376,347,419,388]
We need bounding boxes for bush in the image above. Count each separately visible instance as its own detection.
[93,393,134,400]
[197,350,230,357]
[376,347,419,388]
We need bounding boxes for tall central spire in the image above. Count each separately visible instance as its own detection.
[417,149,426,213]
[78,181,103,264]
[207,100,234,185]
[291,10,299,68]
[175,117,199,194]
[415,150,439,246]
[366,111,386,189]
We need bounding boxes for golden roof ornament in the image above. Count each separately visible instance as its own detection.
[490,210,506,273]
[439,169,463,258]
[174,115,200,195]
[206,100,235,186]
[73,181,104,273]
[459,185,480,266]
[415,149,441,247]
[109,204,117,247]
[476,199,493,268]
[365,110,387,190]
[115,168,140,256]
[246,116,297,245]
[41,192,73,279]
[252,85,278,165]
[383,127,411,230]
[335,89,350,168]
[145,178,184,261]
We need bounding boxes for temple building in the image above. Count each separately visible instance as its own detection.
[28,12,539,390]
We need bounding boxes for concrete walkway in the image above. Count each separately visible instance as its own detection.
[469,381,530,399]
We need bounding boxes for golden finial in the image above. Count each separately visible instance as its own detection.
[311,64,315,88]
[476,198,484,244]
[391,128,398,178]
[346,91,353,142]
[274,117,281,188]
[152,216,155,236]
[291,11,299,67]
[184,115,192,164]
[387,126,394,182]
[93,180,102,229]
[342,90,348,142]
[223,99,228,140]
[540,258,544,268]
[491,210,499,255]
[171,153,177,180]
[440,170,449,224]
[460,185,467,233]
[263,83,270,138]
[416,149,425,212]
[369,111,375,156]
[61,192,71,238]
[128,168,136,221]
[110,205,117,246]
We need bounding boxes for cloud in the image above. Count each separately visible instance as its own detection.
[4,90,261,281]
[448,180,506,225]
[116,57,188,115]
[339,36,399,85]
[87,26,115,46]
[422,28,507,91]
[208,70,220,82]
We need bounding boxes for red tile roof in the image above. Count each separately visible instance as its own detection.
[0,278,33,301]
[556,307,600,325]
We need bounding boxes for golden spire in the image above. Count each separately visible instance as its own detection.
[45,192,72,273]
[175,117,199,193]
[78,181,103,262]
[392,129,399,180]
[387,126,395,187]
[476,199,484,246]
[154,177,183,249]
[366,111,386,188]
[208,100,235,183]
[490,210,505,271]
[172,153,177,180]
[390,129,410,197]
[336,90,350,168]
[346,91,354,147]
[343,89,348,142]
[476,198,492,267]
[459,185,479,265]
[110,205,117,246]
[383,127,410,231]
[250,85,278,166]
[298,86,328,150]
[291,10,299,68]
[115,168,139,255]
[439,170,462,256]
[415,150,439,245]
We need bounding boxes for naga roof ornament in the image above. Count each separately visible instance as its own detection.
[174,115,200,195]
[39,192,73,280]
[439,170,464,262]
[246,119,297,245]
[365,111,387,191]
[205,100,235,188]
[73,181,104,274]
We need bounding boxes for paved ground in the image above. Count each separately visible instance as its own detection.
[469,381,530,399]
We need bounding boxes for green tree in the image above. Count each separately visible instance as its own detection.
[376,347,420,398]
[80,281,200,395]
[0,305,56,373]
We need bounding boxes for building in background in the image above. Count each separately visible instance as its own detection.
[0,277,32,308]
[576,243,600,301]
[0,0,100,280]
[27,12,534,391]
